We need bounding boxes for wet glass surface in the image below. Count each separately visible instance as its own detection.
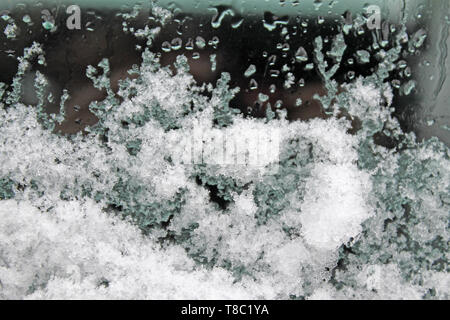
[0,0,448,144]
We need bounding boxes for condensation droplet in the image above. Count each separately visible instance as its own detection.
[210,54,216,72]
[398,30,409,44]
[263,12,289,31]
[347,71,355,80]
[401,80,416,95]
[161,41,171,52]
[37,55,45,65]
[195,36,206,49]
[404,66,412,78]
[231,17,244,29]
[391,79,401,89]
[22,15,32,25]
[298,78,305,87]
[258,93,269,102]
[269,70,280,78]
[210,6,234,29]
[304,63,314,71]
[268,55,277,66]
[356,50,370,64]
[411,28,427,48]
[42,20,55,30]
[295,46,308,62]
[313,0,323,11]
[244,64,256,78]
[269,84,276,93]
[397,60,407,69]
[185,38,194,50]
[210,36,220,46]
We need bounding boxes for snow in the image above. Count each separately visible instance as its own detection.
[0,15,448,300]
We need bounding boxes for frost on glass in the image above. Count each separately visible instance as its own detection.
[0,0,448,299]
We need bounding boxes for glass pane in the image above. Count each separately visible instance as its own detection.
[0,0,448,300]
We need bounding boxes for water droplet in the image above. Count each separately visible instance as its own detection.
[244,64,256,78]
[210,54,216,72]
[263,12,289,31]
[356,50,370,64]
[22,15,32,24]
[412,28,427,48]
[210,6,234,29]
[161,41,171,52]
[401,80,416,95]
[398,30,409,44]
[195,36,206,49]
[269,84,276,93]
[42,20,55,30]
[404,66,412,78]
[304,63,314,71]
[269,70,280,77]
[171,38,182,50]
[192,52,200,60]
[37,55,45,65]
[298,78,305,87]
[295,98,302,107]
[347,71,355,80]
[268,55,277,66]
[318,16,325,24]
[258,93,269,102]
[185,38,194,50]
[231,17,244,29]
[397,60,407,69]
[313,0,323,10]
[210,36,220,46]
[275,100,283,108]
[249,79,258,90]
[343,10,353,25]
[295,46,308,62]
